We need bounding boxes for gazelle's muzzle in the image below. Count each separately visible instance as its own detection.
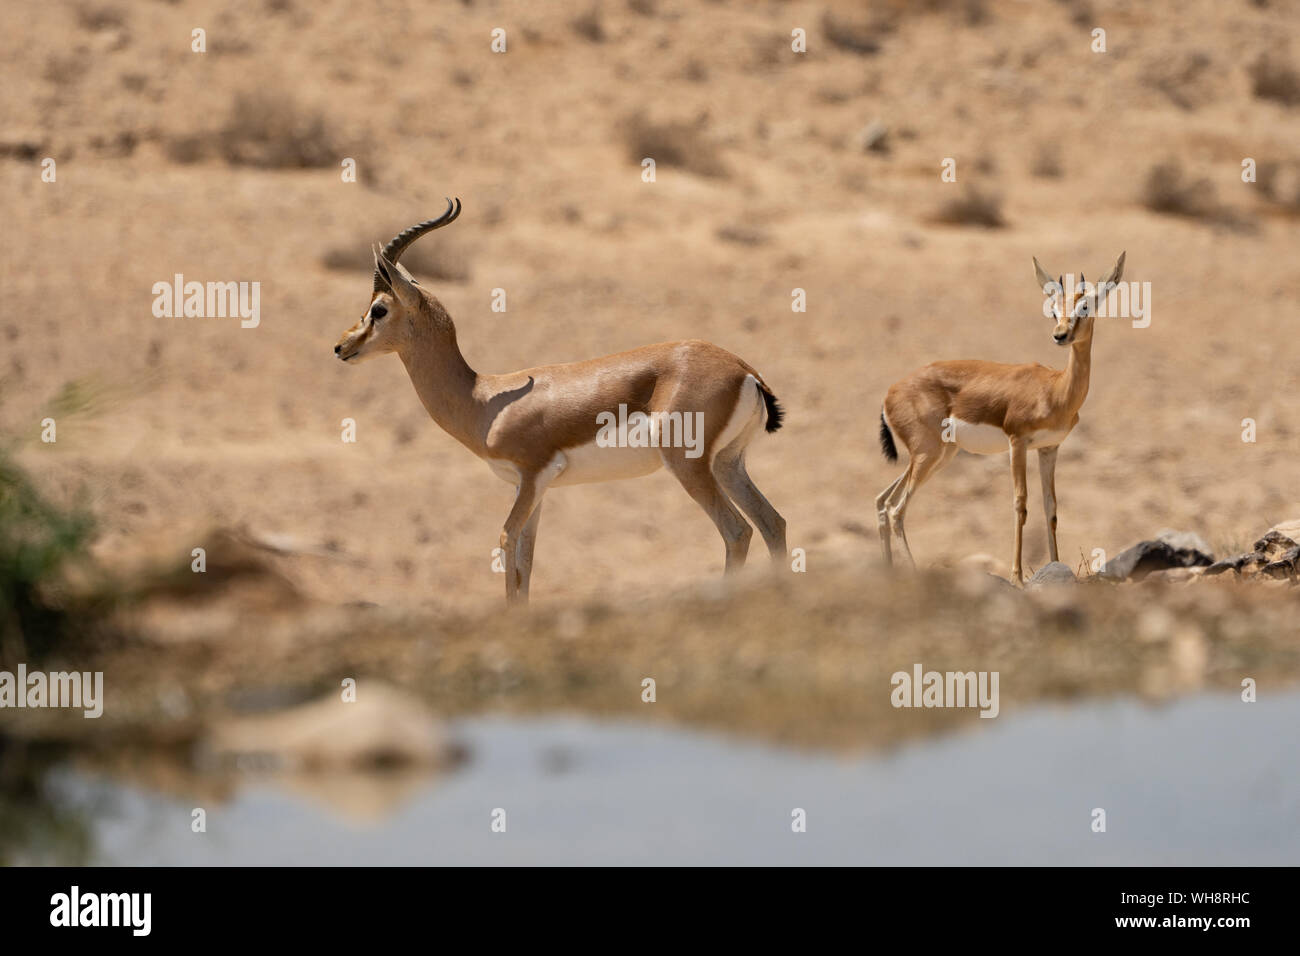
[335,326,368,362]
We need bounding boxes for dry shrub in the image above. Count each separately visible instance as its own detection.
[823,0,984,50]
[716,224,770,246]
[571,7,606,42]
[43,54,82,86]
[683,59,709,83]
[1258,160,1300,212]
[1249,52,1300,106]
[1061,0,1094,28]
[622,113,729,179]
[75,3,126,31]
[219,90,341,168]
[932,186,1005,228]
[163,133,207,164]
[1142,160,1255,231]
[1143,50,1214,111]
[821,9,885,55]
[0,136,43,161]
[166,89,343,168]
[1031,145,1063,178]
[1141,160,1216,218]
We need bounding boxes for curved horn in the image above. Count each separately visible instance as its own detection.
[373,198,462,293]
[382,197,462,264]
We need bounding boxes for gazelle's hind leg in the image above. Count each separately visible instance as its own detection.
[663,451,753,573]
[875,472,906,564]
[714,452,786,561]
[885,441,957,569]
[712,398,785,562]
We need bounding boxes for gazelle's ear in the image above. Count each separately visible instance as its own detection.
[1033,257,1058,294]
[372,242,394,295]
[374,246,420,309]
[1096,250,1126,290]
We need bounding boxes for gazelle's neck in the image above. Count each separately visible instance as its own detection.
[1056,328,1093,414]
[397,304,485,455]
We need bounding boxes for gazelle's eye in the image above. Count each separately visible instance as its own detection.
[370,304,387,320]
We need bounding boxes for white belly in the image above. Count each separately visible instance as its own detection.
[484,438,669,488]
[552,439,662,485]
[949,418,1071,455]
[949,418,1009,455]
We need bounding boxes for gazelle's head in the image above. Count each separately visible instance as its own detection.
[335,197,462,363]
[1033,250,1125,347]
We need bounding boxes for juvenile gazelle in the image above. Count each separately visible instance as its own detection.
[335,199,787,604]
[876,252,1126,583]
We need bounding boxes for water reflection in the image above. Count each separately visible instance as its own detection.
[4,691,1297,865]
[0,739,92,865]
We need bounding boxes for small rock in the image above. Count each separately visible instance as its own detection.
[1253,530,1299,560]
[859,120,889,153]
[1027,561,1076,589]
[1261,545,1300,581]
[1156,529,1214,555]
[1262,518,1300,542]
[1204,552,1267,576]
[1101,533,1214,582]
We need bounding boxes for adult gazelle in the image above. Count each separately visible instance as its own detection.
[335,200,787,603]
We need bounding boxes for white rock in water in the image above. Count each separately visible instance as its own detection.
[204,683,451,771]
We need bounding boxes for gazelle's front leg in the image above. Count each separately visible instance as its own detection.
[1008,437,1029,584]
[500,453,565,604]
[1037,446,1059,563]
[500,479,541,605]
[514,501,544,601]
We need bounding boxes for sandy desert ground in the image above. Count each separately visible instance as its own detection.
[1,1,1298,842]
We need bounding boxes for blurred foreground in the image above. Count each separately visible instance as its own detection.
[3,557,1298,864]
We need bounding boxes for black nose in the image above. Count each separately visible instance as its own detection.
[1054,332,1067,342]
[334,344,341,355]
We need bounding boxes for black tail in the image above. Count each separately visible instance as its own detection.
[759,384,784,433]
[879,411,898,462]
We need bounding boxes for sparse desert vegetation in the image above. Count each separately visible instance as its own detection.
[1249,50,1300,106]
[167,89,344,168]
[620,111,729,178]
[932,185,1006,227]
